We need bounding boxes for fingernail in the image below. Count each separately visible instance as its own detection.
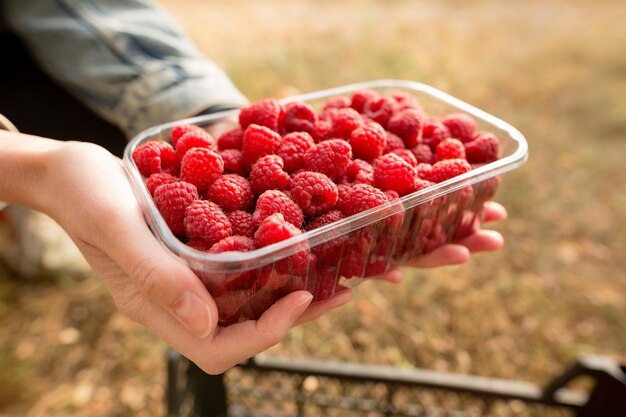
[290,292,313,322]
[173,291,213,338]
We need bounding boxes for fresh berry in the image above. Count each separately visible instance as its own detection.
[441,113,477,143]
[283,101,318,134]
[184,200,232,245]
[249,154,291,194]
[322,96,350,112]
[175,130,217,162]
[254,213,302,247]
[290,171,338,216]
[383,131,406,153]
[416,163,433,180]
[391,149,418,167]
[390,92,421,112]
[340,184,389,216]
[217,127,244,150]
[209,235,255,253]
[153,181,198,235]
[374,153,418,196]
[464,132,500,163]
[239,98,284,132]
[350,89,379,113]
[171,124,205,148]
[180,147,224,190]
[363,96,395,128]
[327,107,363,139]
[146,172,177,196]
[206,174,254,212]
[241,124,282,168]
[422,118,451,149]
[350,121,387,161]
[306,210,345,231]
[186,239,214,252]
[384,190,400,201]
[311,119,333,142]
[427,159,472,183]
[435,138,466,161]
[410,144,434,164]
[336,184,352,208]
[387,108,425,148]
[227,210,256,238]
[219,148,245,176]
[304,139,352,180]
[132,140,177,177]
[276,132,315,172]
[252,190,304,228]
[307,211,348,264]
[344,159,375,185]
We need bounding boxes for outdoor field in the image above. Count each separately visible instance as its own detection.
[1,0,625,416]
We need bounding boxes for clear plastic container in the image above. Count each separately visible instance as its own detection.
[123,80,528,325]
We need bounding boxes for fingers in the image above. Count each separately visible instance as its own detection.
[406,244,470,268]
[482,201,507,222]
[376,269,404,284]
[456,229,504,252]
[294,289,353,326]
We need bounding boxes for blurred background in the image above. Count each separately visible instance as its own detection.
[1,0,625,415]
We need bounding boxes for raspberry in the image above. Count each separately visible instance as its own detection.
[254,213,302,247]
[219,148,245,176]
[186,239,214,252]
[383,131,406,153]
[239,98,285,132]
[390,91,421,112]
[276,131,315,172]
[422,118,451,149]
[464,132,500,163]
[217,127,244,150]
[416,163,433,180]
[374,153,418,197]
[227,211,256,238]
[344,159,375,185]
[427,159,472,183]
[206,174,254,212]
[241,124,282,168]
[304,139,352,180]
[435,138,466,161]
[283,101,318,134]
[387,108,425,148]
[340,184,389,216]
[132,140,177,177]
[391,149,418,167]
[336,184,352,208]
[252,190,304,228]
[410,144,434,164]
[363,96,395,128]
[290,171,338,216]
[322,96,351,112]
[350,121,387,161]
[249,155,291,194]
[311,119,333,142]
[180,148,224,190]
[171,124,205,148]
[306,210,345,231]
[306,211,347,264]
[384,190,400,201]
[146,172,177,196]
[209,236,255,253]
[184,200,232,245]
[153,181,198,235]
[350,89,379,113]
[175,130,217,162]
[325,107,363,139]
[441,113,477,143]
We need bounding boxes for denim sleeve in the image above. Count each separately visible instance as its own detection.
[3,0,248,138]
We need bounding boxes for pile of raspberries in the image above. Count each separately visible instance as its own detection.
[132,89,500,259]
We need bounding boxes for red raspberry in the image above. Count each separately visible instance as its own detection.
[276,131,315,172]
[410,144,434,164]
[227,210,256,238]
[252,190,304,228]
[283,101,318,134]
[435,138,466,161]
[249,154,291,194]
[153,181,198,235]
[186,239,213,252]
[241,124,282,168]
[374,153,418,197]
[132,140,177,177]
[219,148,245,176]
[175,130,217,162]
[422,118,451,149]
[322,96,350,112]
[306,211,347,264]
[209,235,255,253]
[363,96,395,128]
[326,107,363,139]
[206,174,254,212]
[416,163,433,180]
[304,139,352,180]
[180,148,224,190]
[441,113,477,143]
[217,127,244,150]
[350,121,387,161]
[336,184,352,208]
[239,98,284,132]
[464,132,500,163]
[311,119,333,142]
[340,184,389,216]
[306,210,345,231]
[427,159,472,183]
[391,149,418,167]
[290,171,338,216]
[344,159,375,186]
[350,89,379,113]
[387,109,425,148]
[254,213,302,247]
[384,190,400,201]
[390,91,421,112]
[184,200,232,245]
[146,172,177,196]
[171,124,205,148]
[383,131,406,153]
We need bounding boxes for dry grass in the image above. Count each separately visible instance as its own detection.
[1,0,625,415]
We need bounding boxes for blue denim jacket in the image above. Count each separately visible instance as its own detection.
[2,0,248,138]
